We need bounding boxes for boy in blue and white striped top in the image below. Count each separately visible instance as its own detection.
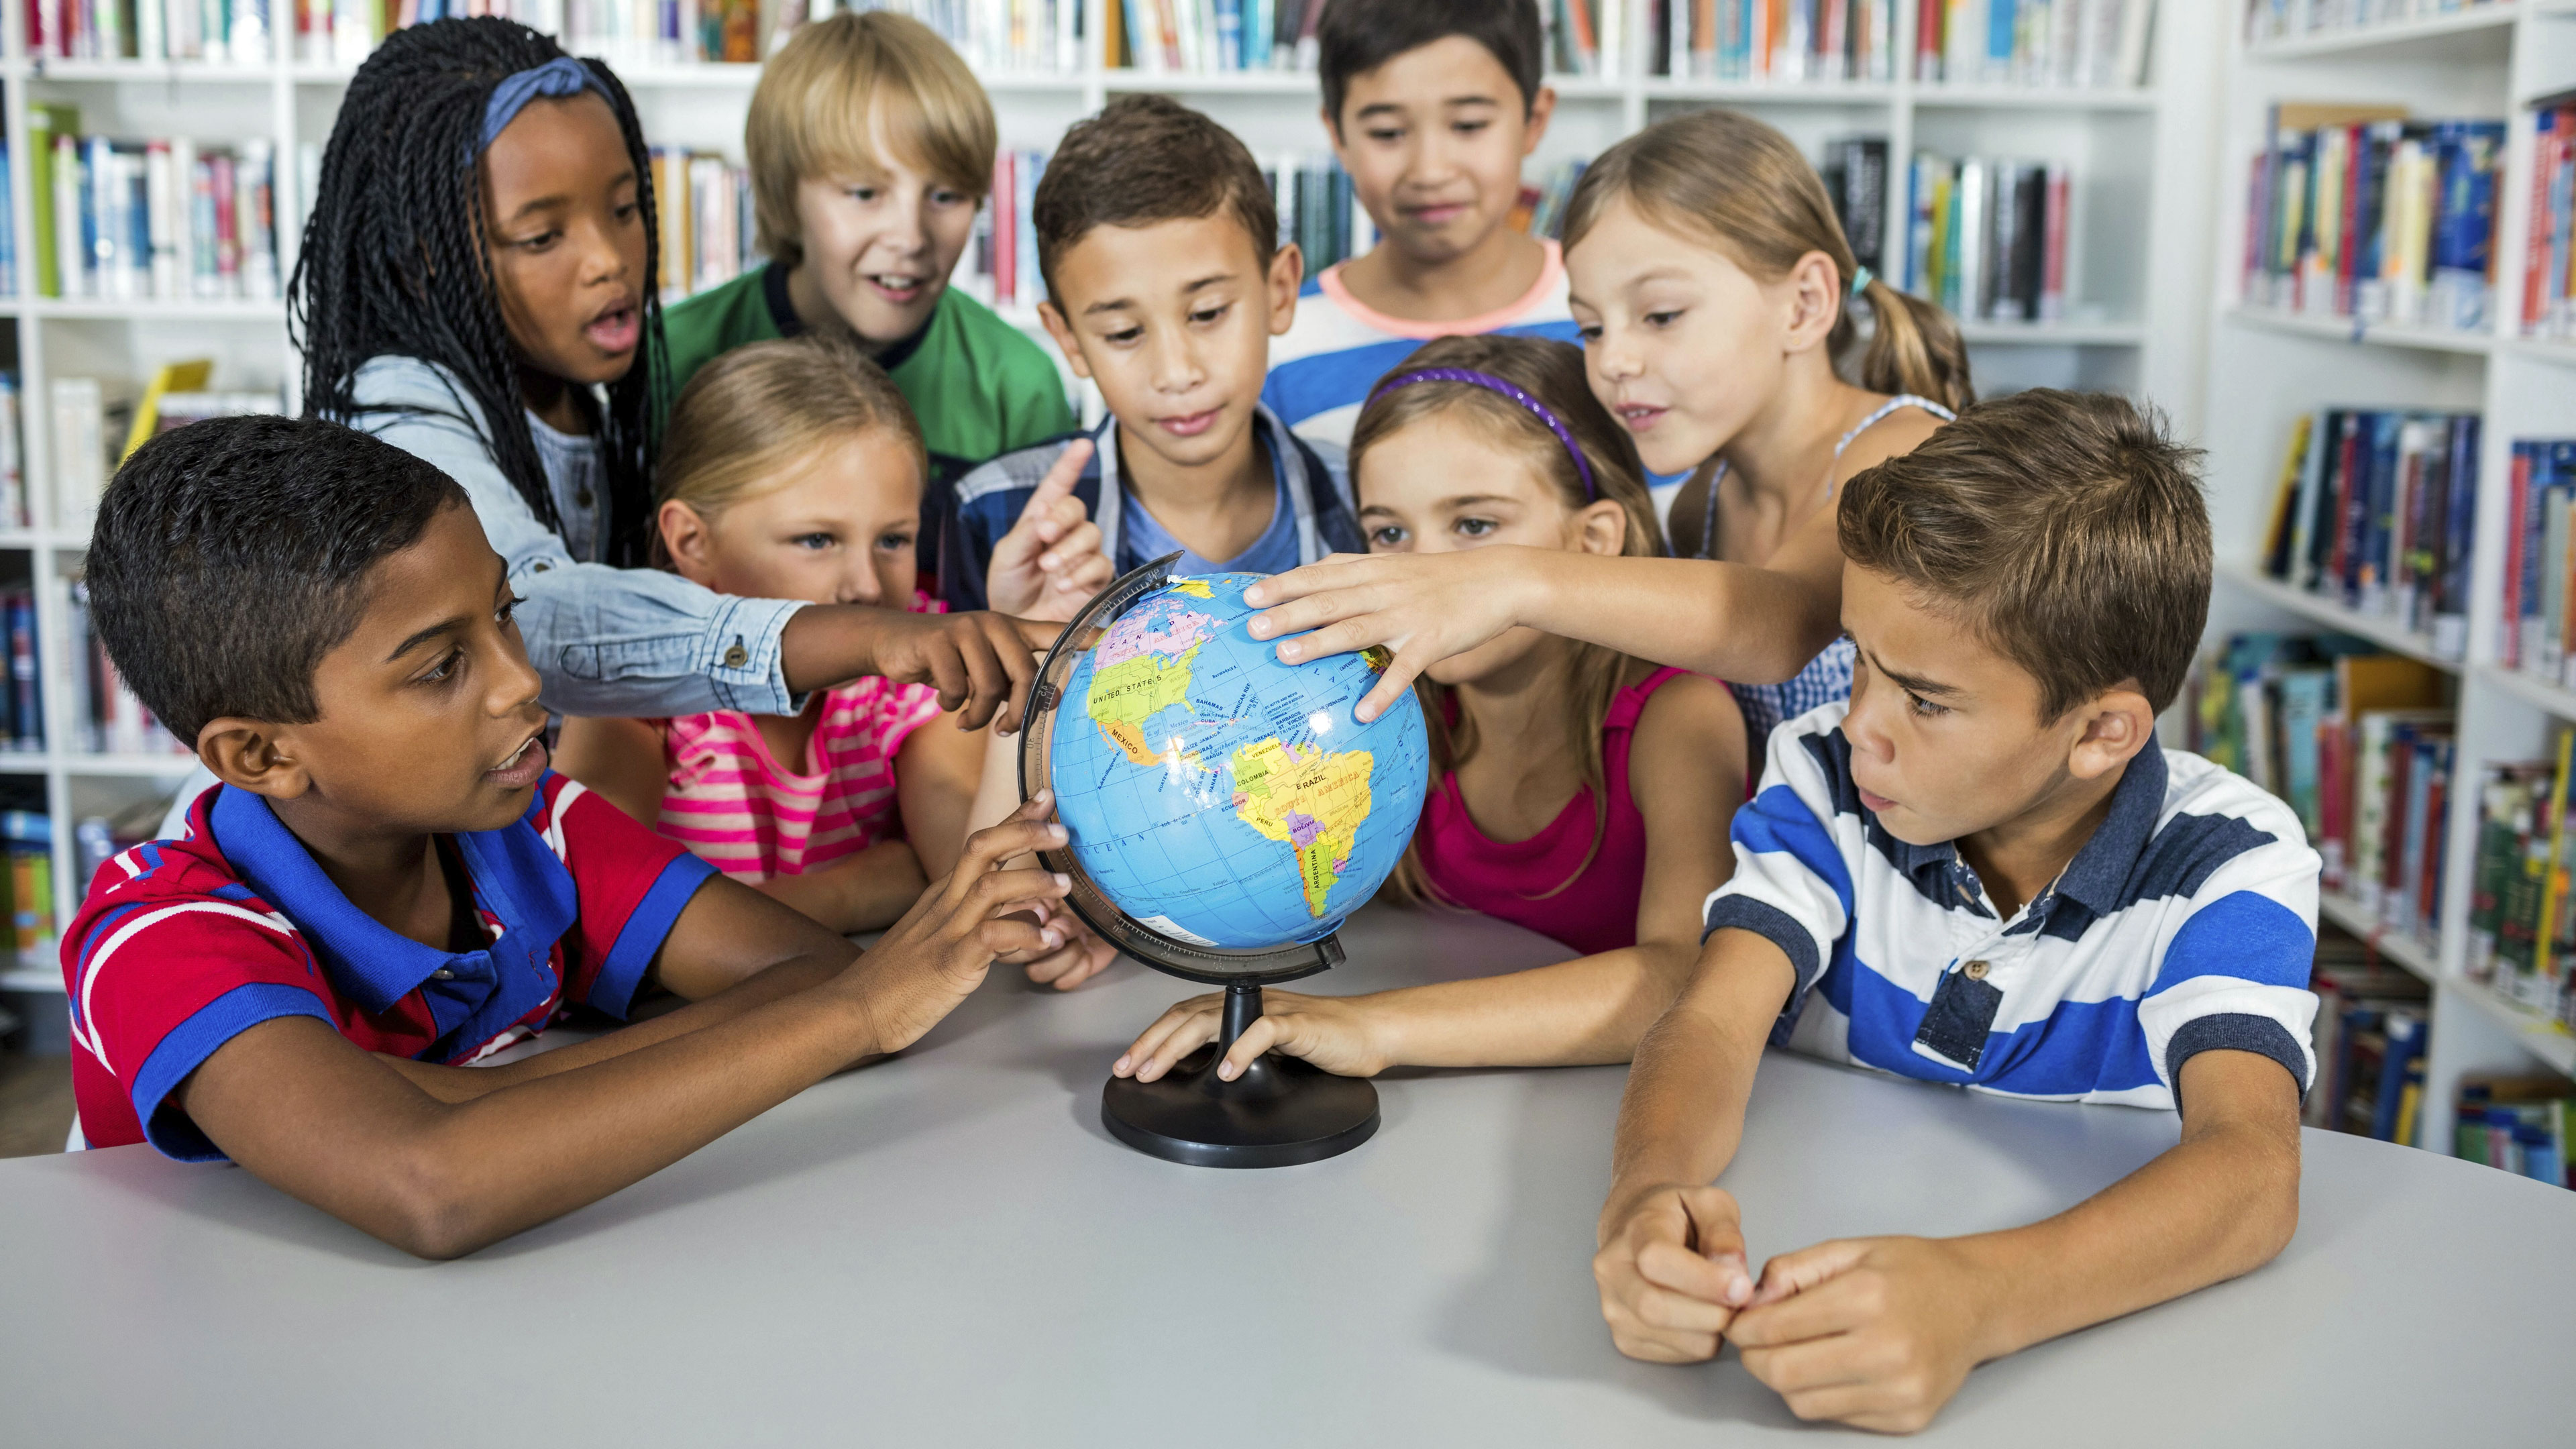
[1595,390,2319,1434]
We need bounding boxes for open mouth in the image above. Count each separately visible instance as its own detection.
[1856,786,1897,815]
[1615,404,1668,433]
[865,272,930,304]
[583,303,640,355]
[486,733,549,792]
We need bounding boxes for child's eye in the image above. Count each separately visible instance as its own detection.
[1574,323,1602,344]
[613,202,639,222]
[792,532,837,551]
[1645,309,1683,328]
[496,594,523,627]
[420,648,466,686]
[1104,325,1143,345]
[515,230,560,252]
[930,189,969,208]
[1905,691,1948,719]
[1452,120,1489,136]
[877,531,915,552]
[1365,127,1404,144]
[845,186,879,203]
[1454,517,1499,539]
[1189,303,1230,325]
[1367,525,1408,548]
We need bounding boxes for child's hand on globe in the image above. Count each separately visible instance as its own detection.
[1000,904,1120,991]
[1111,989,1392,1083]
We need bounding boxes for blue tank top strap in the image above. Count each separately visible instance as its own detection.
[1832,393,1957,460]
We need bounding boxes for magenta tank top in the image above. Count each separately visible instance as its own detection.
[1412,667,1694,957]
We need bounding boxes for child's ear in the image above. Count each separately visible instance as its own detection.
[1034,300,1094,380]
[2065,683,2157,783]
[198,720,313,801]
[659,500,718,585]
[1519,87,1558,156]
[1782,249,1842,354]
[1267,242,1304,335]
[1574,497,1628,557]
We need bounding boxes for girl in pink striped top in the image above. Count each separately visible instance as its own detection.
[557,335,1115,987]
[1117,334,1748,1083]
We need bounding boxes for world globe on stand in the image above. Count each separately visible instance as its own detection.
[1020,556,1432,1168]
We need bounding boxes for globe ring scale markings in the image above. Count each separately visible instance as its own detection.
[1019,553,1433,1167]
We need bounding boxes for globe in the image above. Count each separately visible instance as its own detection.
[1044,570,1432,954]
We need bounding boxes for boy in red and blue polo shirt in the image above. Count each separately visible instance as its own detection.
[68,775,712,1160]
[66,416,1073,1258]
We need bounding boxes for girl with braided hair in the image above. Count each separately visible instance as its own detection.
[293,17,1047,738]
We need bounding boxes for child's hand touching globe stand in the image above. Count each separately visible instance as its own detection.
[1020,553,1433,1167]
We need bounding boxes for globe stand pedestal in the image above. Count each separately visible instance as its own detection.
[1101,982,1379,1169]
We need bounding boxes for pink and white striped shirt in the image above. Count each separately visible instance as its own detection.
[653,599,947,881]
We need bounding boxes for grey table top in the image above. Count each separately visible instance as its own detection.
[3,904,2573,1447]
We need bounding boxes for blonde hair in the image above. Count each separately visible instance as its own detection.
[1562,108,1974,414]
[655,333,926,552]
[746,11,998,268]
[1346,334,1666,908]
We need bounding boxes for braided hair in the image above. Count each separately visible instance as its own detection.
[292,17,666,567]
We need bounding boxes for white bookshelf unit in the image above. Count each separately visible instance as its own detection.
[2203,1,2576,1153]
[0,2,2214,1003]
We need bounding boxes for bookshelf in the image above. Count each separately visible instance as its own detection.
[0,1,2215,1004]
[2204,0,2576,1159]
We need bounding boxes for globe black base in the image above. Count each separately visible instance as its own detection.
[1102,1046,1379,1169]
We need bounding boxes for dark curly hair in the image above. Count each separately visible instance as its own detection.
[291,17,665,566]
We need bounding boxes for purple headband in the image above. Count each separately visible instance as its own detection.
[1368,367,1599,500]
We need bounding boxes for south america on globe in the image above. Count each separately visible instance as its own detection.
[1050,572,1432,951]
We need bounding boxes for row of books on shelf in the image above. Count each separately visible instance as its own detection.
[2463,740,2576,1026]
[2455,1077,2576,1190]
[2240,104,2504,335]
[2,107,283,303]
[2519,96,2576,342]
[0,810,53,953]
[27,0,778,66]
[2188,635,2452,928]
[2498,438,2576,680]
[2306,929,2430,1142]
[2242,0,2506,44]
[63,580,195,757]
[1902,152,2070,323]
[47,364,284,530]
[2255,407,2481,659]
[647,148,759,304]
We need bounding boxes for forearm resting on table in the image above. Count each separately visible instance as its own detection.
[1515,552,1841,689]
[1364,938,1703,1070]
[1937,1052,2303,1364]
[196,961,885,1260]
[1605,930,1796,1215]
[753,842,925,934]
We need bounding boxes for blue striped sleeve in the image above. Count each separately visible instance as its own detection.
[134,983,336,1163]
[590,853,722,1020]
[1702,721,1857,1022]
[2136,821,2323,1096]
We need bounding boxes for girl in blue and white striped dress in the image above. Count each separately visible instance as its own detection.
[1238,108,1974,765]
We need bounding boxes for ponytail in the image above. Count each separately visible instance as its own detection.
[1855,277,1974,414]
[1564,109,1976,414]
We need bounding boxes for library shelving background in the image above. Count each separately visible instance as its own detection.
[22,0,2576,1183]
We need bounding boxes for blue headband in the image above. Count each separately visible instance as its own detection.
[1367,367,1599,500]
[479,58,609,152]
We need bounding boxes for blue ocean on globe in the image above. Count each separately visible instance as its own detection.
[1049,572,1432,951]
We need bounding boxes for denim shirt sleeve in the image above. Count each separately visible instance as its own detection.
[343,356,806,717]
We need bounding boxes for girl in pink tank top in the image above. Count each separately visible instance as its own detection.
[553,337,1118,985]
[1114,335,1749,1089]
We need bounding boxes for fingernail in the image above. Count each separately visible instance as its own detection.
[1039,555,1059,572]
[1048,825,1069,843]
[1219,1061,1238,1080]
[1033,788,1053,806]
[1043,929,1062,949]
[1114,1054,1130,1071]
[1053,871,1071,889]
[1725,1275,1750,1305]
[1278,642,1299,660]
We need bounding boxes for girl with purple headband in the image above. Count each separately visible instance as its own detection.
[1114,335,1748,1088]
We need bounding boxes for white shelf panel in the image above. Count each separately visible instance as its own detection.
[24,298,283,321]
[2316,890,2440,983]
[2480,664,2576,722]
[2246,4,2523,61]
[1957,319,2145,345]
[15,57,276,83]
[2226,305,2495,356]
[58,754,199,777]
[2445,975,2576,1077]
[2502,337,2576,368]
[0,967,62,994]
[1911,84,2158,111]
[1637,77,1897,105]
[2218,562,2460,669]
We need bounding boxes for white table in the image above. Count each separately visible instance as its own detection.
[3,905,2572,1446]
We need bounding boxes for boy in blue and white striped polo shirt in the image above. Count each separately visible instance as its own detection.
[1595,390,2320,1434]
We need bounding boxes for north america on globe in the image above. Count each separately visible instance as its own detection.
[1049,573,1432,951]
